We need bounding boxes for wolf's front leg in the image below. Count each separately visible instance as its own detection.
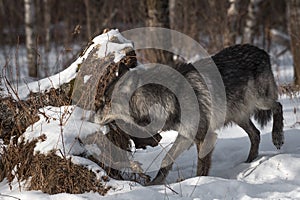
[148,135,192,185]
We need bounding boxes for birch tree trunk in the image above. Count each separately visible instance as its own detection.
[24,0,37,77]
[287,0,300,86]
[224,0,239,46]
[243,0,262,44]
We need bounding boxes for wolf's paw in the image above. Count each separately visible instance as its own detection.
[272,131,284,149]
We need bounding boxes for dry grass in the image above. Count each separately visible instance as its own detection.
[278,83,300,124]
[0,135,110,195]
[279,83,300,97]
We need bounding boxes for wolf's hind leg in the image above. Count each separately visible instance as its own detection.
[238,119,261,163]
[272,102,284,149]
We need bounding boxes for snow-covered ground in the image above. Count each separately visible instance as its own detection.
[1,30,300,199]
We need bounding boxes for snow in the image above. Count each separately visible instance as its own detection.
[84,75,92,84]
[22,106,101,155]
[1,31,300,199]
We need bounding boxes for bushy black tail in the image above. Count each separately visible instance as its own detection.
[254,109,272,128]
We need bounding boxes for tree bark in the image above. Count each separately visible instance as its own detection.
[188,0,200,42]
[24,0,37,77]
[146,0,169,27]
[144,0,173,65]
[84,0,91,39]
[243,0,262,44]
[43,0,51,74]
[169,0,176,30]
[207,0,226,52]
[287,0,300,86]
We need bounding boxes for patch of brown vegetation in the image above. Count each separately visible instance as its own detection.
[0,84,72,144]
[0,135,110,195]
[279,84,300,97]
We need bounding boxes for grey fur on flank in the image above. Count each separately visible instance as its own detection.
[95,44,284,185]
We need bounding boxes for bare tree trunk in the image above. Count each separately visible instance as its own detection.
[43,0,50,75]
[207,0,226,52]
[145,0,173,65]
[0,0,4,27]
[169,0,176,30]
[169,0,185,58]
[243,0,262,44]
[188,0,199,42]
[24,0,37,77]
[180,0,199,42]
[147,0,169,27]
[287,0,300,86]
[84,0,91,39]
[224,0,239,46]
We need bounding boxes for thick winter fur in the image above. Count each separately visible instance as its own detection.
[96,44,284,185]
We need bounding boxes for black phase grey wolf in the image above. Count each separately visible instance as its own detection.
[96,44,284,185]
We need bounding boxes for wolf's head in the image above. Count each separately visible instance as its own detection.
[93,65,141,125]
